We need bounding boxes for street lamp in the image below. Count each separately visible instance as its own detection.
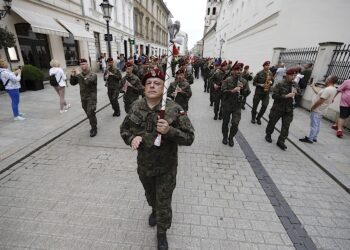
[0,0,12,20]
[219,38,225,59]
[100,0,113,58]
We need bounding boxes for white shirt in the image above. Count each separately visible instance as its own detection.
[311,85,337,113]
[275,67,286,81]
[0,68,21,90]
[49,67,67,87]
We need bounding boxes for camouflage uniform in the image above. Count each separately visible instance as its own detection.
[132,64,139,76]
[167,80,192,111]
[185,71,194,85]
[266,79,297,144]
[193,60,200,79]
[104,65,122,115]
[70,71,97,130]
[241,71,253,109]
[120,73,143,113]
[120,98,195,233]
[221,75,249,141]
[209,68,226,119]
[251,69,274,122]
[202,62,211,92]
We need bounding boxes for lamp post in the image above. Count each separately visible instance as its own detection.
[219,38,225,59]
[100,0,113,58]
[0,0,12,20]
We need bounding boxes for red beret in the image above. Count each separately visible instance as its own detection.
[179,61,186,67]
[176,69,185,75]
[244,65,249,70]
[126,62,133,68]
[263,61,270,66]
[142,68,165,85]
[228,60,233,64]
[286,68,298,75]
[106,57,113,62]
[232,65,241,70]
[78,58,87,64]
[221,61,227,67]
[237,62,244,68]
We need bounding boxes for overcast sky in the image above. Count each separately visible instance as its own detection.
[165,0,206,50]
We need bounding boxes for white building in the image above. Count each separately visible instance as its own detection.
[0,0,134,73]
[190,40,204,57]
[203,0,350,72]
[203,0,222,35]
[176,31,188,56]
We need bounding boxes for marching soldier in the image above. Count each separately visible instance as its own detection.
[167,69,192,111]
[120,68,194,250]
[209,61,227,120]
[241,65,253,110]
[104,57,122,117]
[202,59,211,93]
[193,58,200,79]
[70,59,98,137]
[126,56,139,75]
[179,61,194,85]
[120,62,143,113]
[265,68,299,150]
[251,61,274,124]
[221,64,249,146]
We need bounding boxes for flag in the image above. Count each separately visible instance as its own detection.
[173,44,179,56]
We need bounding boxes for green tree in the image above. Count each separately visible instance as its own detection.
[0,26,16,49]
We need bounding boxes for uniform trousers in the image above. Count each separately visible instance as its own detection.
[266,109,293,143]
[81,99,97,129]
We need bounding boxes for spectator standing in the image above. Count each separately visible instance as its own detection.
[101,53,107,73]
[295,63,313,107]
[274,63,286,83]
[0,59,25,121]
[49,59,70,113]
[331,79,350,137]
[299,75,338,143]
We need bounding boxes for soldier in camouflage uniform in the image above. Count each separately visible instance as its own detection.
[202,59,211,92]
[251,61,274,124]
[265,68,299,150]
[120,62,143,113]
[70,59,98,137]
[126,56,139,75]
[240,65,253,110]
[167,69,192,111]
[221,64,249,146]
[209,61,227,120]
[193,58,200,79]
[120,68,194,250]
[104,58,122,117]
[179,61,194,85]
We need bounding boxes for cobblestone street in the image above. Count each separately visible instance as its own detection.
[0,76,349,250]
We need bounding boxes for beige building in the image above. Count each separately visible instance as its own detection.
[133,0,172,57]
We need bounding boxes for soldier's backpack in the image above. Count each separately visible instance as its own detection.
[0,71,10,91]
[49,74,62,87]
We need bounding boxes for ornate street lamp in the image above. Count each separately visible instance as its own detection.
[0,0,12,20]
[100,0,113,58]
[219,38,225,59]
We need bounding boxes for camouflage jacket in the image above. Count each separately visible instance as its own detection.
[121,73,143,102]
[221,75,248,109]
[70,71,97,101]
[132,64,139,75]
[104,66,122,90]
[167,80,192,111]
[253,69,274,94]
[209,69,226,92]
[271,80,299,113]
[185,72,194,85]
[120,98,195,176]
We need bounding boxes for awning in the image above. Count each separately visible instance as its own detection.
[57,19,95,42]
[12,7,69,38]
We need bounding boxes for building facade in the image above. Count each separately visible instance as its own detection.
[203,0,350,72]
[203,0,222,35]
[133,0,172,57]
[176,31,188,56]
[0,0,134,73]
[190,40,204,57]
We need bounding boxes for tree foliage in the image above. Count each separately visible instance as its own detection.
[0,26,16,49]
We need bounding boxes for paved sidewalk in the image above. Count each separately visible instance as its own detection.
[245,84,350,191]
[0,73,113,172]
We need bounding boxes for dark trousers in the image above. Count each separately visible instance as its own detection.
[81,99,97,129]
[138,168,177,233]
[251,93,269,119]
[204,77,210,92]
[222,108,241,139]
[194,68,199,79]
[266,109,293,143]
[107,88,120,113]
[213,92,222,117]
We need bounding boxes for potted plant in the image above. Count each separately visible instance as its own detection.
[21,64,44,91]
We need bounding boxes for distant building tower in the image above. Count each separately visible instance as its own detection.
[204,0,222,34]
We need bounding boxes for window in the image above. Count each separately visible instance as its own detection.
[207,8,210,15]
[62,33,80,66]
[94,32,101,59]
[213,7,216,15]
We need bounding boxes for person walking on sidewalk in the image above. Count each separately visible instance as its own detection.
[331,79,350,138]
[0,59,25,121]
[104,57,122,117]
[299,76,338,143]
[251,61,274,125]
[49,59,71,114]
[240,65,253,110]
[120,68,194,250]
[70,59,98,137]
[265,68,299,150]
[167,69,192,112]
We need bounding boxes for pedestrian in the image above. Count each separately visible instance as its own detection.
[0,59,25,121]
[49,59,71,114]
[265,68,299,150]
[251,61,274,125]
[104,57,122,117]
[167,69,192,111]
[221,64,249,146]
[120,68,194,250]
[331,79,350,138]
[120,62,143,113]
[295,63,313,107]
[299,76,338,143]
[70,59,98,137]
[274,63,286,83]
[101,53,107,73]
[240,65,253,110]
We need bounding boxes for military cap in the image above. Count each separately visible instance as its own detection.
[142,68,165,85]
[232,64,241,71]
[263,61,270,66]
[237,62,244,69]
[179,61,186,67]
[78,58,87,64]
[106,57,113,62]
[125,62,133,68]
[221,61,227,67]
[244,65,249,70]
[286,68,298,75]
[176,69,185,75]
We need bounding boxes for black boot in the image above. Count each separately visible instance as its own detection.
[218,114,222,120]
[222,138,228,145]
[210,102,213,106]
[265,134,272,143]
[228,138,234,147]
[251,114,256,124]
[148,211,156,227]
[256,116,262,125]
[113,111,120,117]
[214,114,218,120]
[276,141,287,150]
[90,128,97,137]
[157,232,168,250]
